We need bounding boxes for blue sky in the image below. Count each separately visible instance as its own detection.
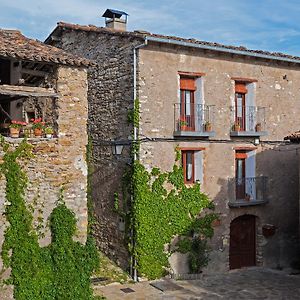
[1,0,300,55]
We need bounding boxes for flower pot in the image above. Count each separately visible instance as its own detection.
[34,128,43,137]
[212,219,221,227]
[255,123,262,132]
[46,134,53,139]
[10,127,20,138]
[234,124,241,132]
[205,124,212,132]
[262,224,276,238]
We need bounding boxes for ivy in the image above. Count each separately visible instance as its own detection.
[131,156,217,279]
[0,137,99,299]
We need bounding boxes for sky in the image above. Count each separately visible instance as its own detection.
[1,0,300,56]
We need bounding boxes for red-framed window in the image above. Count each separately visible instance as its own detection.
[180,77,196,131]
[235,82,247,131]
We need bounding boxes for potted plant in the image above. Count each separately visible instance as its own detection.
[233,121,241,132]
[179,117,187,130]
[45,126,54,138]
[205,121,212,132]
[9,120,27,138]
[31,118,45,137]
[255,122,262,132]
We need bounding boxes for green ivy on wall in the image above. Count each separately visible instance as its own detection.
[131,159,217,279]
[123,98,218,279]
[0,137,99,299]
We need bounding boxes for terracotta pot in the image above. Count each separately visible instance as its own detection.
[205,124,212,132]
[255,123,262,132]
[34,128,43,137]
[212,219,221,227]
[262,224,276,238]
[10,127,20,138]
[234,124,241,132]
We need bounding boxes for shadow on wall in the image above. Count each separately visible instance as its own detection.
[210,142,300,272]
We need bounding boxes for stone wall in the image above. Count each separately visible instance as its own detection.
[0,65,89,275]
[138,43,300,272]
[53,29,144,267]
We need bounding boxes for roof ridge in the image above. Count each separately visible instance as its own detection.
[55,21,300,64]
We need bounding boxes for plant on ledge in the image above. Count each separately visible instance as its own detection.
[9,120,27,138]
[31,118,45,137]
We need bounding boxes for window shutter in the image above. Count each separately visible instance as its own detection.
[194,150,203,183]
[180,77,196,91]
[235,82,247,94]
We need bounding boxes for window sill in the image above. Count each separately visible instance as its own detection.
[228,199,268,207]
[230,131,268,137]
[174,130,216,138]
[4,136,58,144]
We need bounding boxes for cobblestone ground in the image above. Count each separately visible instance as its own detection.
[94,267,300,299]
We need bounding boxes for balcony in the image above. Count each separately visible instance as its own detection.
[228,176,268,207]
[174,104,215,138]
[230,106,267,137]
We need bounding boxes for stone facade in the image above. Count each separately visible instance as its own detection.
[50,29,145,267]
[0,65,89,274]
[49,24,300,274]
[138,44,300,272]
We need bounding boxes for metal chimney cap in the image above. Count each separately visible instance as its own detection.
[102,9,128,19]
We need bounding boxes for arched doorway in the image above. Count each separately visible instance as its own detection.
[230,215,256,269]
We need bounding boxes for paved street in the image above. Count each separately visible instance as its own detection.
[94,267,300,299]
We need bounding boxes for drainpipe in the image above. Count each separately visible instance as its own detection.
[131,38,148,282]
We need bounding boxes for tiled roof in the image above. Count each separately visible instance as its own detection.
[0,29,94,67]
[51,22,300,64]
[284,131,300,143]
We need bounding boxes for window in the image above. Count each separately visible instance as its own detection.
[180,77,196,131]
[233,80,258,133]
[235,82,247,131]
[235,149,256,201]
[182,149,203,184]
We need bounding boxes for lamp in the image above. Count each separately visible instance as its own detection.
[112,143,124,155]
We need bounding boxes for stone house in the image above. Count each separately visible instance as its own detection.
[0,28,92,278]
[47,10,300,274]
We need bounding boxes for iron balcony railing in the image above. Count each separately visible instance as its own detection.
[231,106,266,132]
[228,176,268,205]
[174,104,215,133]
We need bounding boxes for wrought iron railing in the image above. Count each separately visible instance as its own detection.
[228,176,268,204]
[174,104,215,132]
[230,106,266,132]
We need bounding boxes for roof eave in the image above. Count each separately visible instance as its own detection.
[146,36,300,65]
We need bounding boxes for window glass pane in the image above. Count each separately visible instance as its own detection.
[186,152,193,181]
[185,91,191,116]
[236,93,243,117]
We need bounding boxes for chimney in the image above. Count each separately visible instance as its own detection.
[102,9,128,31]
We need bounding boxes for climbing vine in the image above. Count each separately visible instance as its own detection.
[0,137,99,299]
[124,98,217,279]
[131,158,217,279]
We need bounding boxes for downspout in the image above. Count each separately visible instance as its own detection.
[131,38,148,282]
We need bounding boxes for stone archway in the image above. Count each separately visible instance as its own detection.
[229,214,256,269]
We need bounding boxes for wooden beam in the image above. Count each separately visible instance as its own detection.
[0,85,58,97]
[21,68,49,77]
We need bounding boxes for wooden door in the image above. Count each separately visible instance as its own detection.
[235,92,246,131]
[180,90,195,131]
[230,215,256,269]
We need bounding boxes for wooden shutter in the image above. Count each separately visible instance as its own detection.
[180,77,196,91]
[235,82,247,94]
[235,152,247,159]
